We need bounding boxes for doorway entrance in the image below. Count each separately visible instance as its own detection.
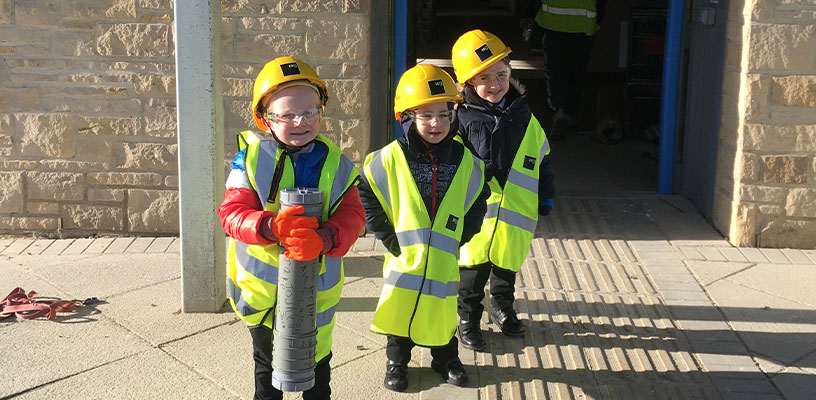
[406,0,668,195]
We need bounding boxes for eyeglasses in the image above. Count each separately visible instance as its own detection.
[472,68,511,85]
[411,110,456,123]
[266,107,323,125]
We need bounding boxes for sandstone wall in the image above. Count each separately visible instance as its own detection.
[712,0,816,248]
[0,0,370,236]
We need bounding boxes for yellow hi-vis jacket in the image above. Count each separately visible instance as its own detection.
[364,140,485,346]
[227,131,359,362]
[459,114,551,272]
[536,0,599,36]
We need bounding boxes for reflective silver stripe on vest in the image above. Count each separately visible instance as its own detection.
[235,241,341,291]
[384,270,458,299]
[429,231,459,258]
[540,137,551,159]
[236,241,278,285]
[498,207,538,234]
[541,4,597,18]
[320,256,342,290]
[396,228,429,247]
[228,278,260,317]
[464,154,482,208]
[507,169,538,194]
[330,156,355,209]
[367,149,391,209]
[254,140,279,205]
[485,202,499,219]
[316,305,336,328]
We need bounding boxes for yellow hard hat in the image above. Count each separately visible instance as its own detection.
[393,64,462,120]
[451,29,512,83]
[251,56,328,130]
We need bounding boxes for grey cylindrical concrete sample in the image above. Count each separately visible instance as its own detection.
[272,187,323,392]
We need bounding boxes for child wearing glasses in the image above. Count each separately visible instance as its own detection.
[218,56,365,400]
[451,30,556,351]
[358,64,490,392]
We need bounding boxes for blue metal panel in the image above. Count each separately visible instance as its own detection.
[393,0,408,138]
[658,0,685,194]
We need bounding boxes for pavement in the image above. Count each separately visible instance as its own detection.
[2,195,815,400]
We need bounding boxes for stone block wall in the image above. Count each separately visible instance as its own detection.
[0,0,370,237]
[713,0,816,248]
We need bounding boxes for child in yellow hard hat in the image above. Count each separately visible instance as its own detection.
[218,56,365,399]
[358,64,490,391]
[451,29,556,351]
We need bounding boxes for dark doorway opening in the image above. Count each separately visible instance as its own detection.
[407,0,669,195]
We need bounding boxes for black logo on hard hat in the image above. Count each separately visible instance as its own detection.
[280,62,301,76]
[523,155,536,170]
[428,79,446,96]
[475,44,493,62]
[446,214,459,231]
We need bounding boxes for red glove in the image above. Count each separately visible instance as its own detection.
[261,206,319,241]
[281,228,326,261]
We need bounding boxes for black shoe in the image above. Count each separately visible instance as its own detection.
[490,308,525,337]
[431,358,469,387]
[457,319,487,351]
[383,360,408,392]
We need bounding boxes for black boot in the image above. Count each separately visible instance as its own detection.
[383,360,408,392]
[490,307,525,337]
[457,319,487,351]
[431,358,469,387]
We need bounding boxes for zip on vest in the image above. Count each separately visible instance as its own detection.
[430,152,438,219]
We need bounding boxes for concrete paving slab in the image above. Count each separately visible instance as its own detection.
[145,237,175,253]
[685,260,755,286]
[125,237,155,253]
[83,237,114,254]
[61,238,95,255]
[22,239,54,255]
[336,276,386,346]
[771,366,816,400]
[332,348,422,400]
[103,237,135,254]
[780,249,813,265]
[166,237,179,253]
[739,247,772,263]
[0,238,14,252]
[96,279,237,346]
[759,248,791,264]
[719,247,750,262]
[161,321,254,399]
[679,246,706,260]
[697,247,728,262]
[12,348,239,400]
[23,253,181,299]
[706,279,816,366]
[1,238,33,255]
[40,239,74,256]
[728,263,816,307]
[0,315,151,398]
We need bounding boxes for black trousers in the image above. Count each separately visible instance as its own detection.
[386,334,459,365]
[542,28,595,116]
[249,325,332,400]
[458,262,517,322]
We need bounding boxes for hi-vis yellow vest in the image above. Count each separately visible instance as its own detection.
[459,114,550,272]
[227,131,359,362]
[364,140,484,346]
[536,0,599,36]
